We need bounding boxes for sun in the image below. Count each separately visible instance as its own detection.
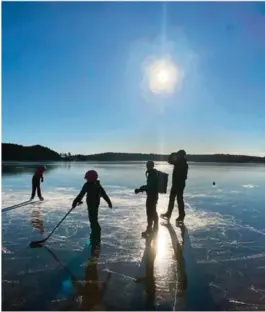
[144,57,182,94]
[156,69,169,85]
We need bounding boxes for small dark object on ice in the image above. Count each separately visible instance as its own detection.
[213,181,216,186]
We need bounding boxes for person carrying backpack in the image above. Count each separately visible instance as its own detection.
[135,161,159,238]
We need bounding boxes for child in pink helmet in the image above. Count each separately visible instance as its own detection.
[72,170,112,241]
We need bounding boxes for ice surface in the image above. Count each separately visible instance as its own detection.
[2,162,265,310]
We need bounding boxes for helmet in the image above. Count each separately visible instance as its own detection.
[37,165,46,173]
[84,170,98,182]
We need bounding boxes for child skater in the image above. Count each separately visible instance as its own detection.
[30,165,46,201]
[135,161,159,238]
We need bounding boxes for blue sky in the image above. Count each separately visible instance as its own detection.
[2,2,265,156]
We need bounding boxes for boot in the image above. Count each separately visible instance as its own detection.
[160,212,170,221]
[141,229,151,238]
[39,197,44,201]
[176,214,185,224]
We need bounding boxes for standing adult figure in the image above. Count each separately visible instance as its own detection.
[161,150,188,224]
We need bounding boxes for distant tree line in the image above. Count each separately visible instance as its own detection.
[2,143,265,163]
[60,152,72,161]
[2,143,61,161]
[69,152,265,163]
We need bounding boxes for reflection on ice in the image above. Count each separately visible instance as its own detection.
[156,229,168,261]
[31,209,44,233]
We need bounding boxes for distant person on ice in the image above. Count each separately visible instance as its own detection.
[30,165,46,201]
[135,161,159,238]
[72,170,112,241]
[161,150,188,224]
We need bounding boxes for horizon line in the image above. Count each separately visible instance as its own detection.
[2,142,264,159]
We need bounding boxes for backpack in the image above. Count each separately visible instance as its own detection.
[156,170,168,194]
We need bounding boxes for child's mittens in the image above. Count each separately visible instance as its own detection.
[72,201,83,208]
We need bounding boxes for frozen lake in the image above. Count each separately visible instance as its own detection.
[2,161,265,310]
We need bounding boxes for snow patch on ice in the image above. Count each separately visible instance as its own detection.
[242,184,259,188]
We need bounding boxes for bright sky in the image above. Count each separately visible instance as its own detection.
[2,2,265,156]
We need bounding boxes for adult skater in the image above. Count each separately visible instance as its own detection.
[161,150,188,224]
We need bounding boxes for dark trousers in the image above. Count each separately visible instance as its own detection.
[146,196,158,231]
[31,180,42,199]
[167,183,186,218]
[88,206,101,239]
